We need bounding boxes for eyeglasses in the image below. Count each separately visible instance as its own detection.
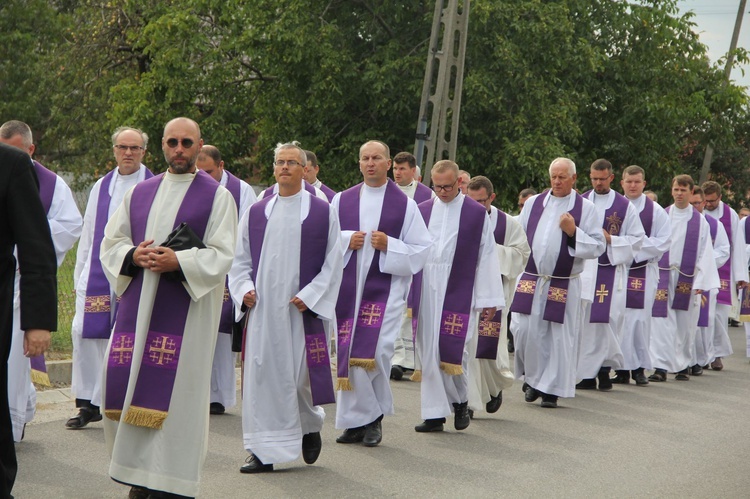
[690,201,704,206]
[472,197,489,204]
[114,145,144,152]
[433,179,457,193]
[275,159,301,167]
[165,138,195,149]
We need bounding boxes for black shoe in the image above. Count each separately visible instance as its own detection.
[540,393,558,408]
[597,371,613,391]
[524,386,540,403]
[507,336,515,353]
[453,402,470,430]
[240,453,273,473]
[611,370,631,384]
[335,427,365,444]
[210,402,225,415]
[390,365,404,381]
[468,409,474,419]
[521,382,529,393]
[675,369,690,381]
[575,378,597,390]
[301,432,322,464]
[691,364,703,376]
[65,407,102,429]
[414,418,445,433]
[128,486,150,499]
[485,391,503,413]
[648,369,667,382]
[633,370,649,386]
[363,417,382,447]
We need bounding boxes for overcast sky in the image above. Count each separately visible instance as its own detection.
[677,0,749,88]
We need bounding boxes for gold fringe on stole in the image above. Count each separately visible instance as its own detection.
[410,370,422,382]
[104,409,122,422]
[30,370,51,387]
[336,378,352,391]
[440,362,463,376]
[349,358,377,371]
[740,314,750,322]
[123,406,168,429]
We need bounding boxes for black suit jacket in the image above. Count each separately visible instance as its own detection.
[0,142,57,342]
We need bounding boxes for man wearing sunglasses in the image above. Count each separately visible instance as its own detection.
[66,126,153,431]
[100,117,238,499]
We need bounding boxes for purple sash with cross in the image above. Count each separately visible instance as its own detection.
[334,180,407,389]
[741,220,750,321]
[698,216,719,327]
[510,192,583,323]
[248,193,335,405]
[416,197,485,373]
[476,207,507,360]
[262,180,316,199]
[626,197,654,309]
[652,207,701,317]
[104,170,218,429]
[218,172,242,334]
[715,206,733,305]
[83,167,154,339]
[583,190,630,323]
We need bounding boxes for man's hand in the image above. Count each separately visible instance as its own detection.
[24,329,51,357]
[694,289,703,295]
[290,296,308,312]
[149,246,180,273]
[737,280,749,290]
[559,213,576,237]
[133,239,156,268]
[371,231,388,252]
[602,228,611,244]
[481,307,497,322]
[243,290,257,309]
[349,231,366,250]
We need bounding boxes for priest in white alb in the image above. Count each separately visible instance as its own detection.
[229,142,342,473]
[100,118,237,498]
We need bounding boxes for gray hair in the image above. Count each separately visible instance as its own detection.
[549,157,576,176]
[274,141,307,165]
[112,126,148,149]
[0,120,33,149]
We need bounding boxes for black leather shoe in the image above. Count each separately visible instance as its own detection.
[65,407,103,429]
[128,486,150,499]
[390,365,404,381]
[507,336,515,353]
[540,394,558,408]
[485,391,503,413]
[414,418,445,433]
[210,402,225,415]
[575,378,597,390]
[611,370,631,384]
[453,402,470,430]
[633,371,649,386]
[240,453,273,473]
[362,418,382,447]
[335,427,365,444]
[524,386,540,403]
[597,371,613,391]
[691,364,703,376]
[301,432,322,464]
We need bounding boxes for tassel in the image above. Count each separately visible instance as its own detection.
[30,370,51,387]
[123,406,168,429]
[410,370,422,382]
[349,358,377,371]
[440,362,463,376]
[740,314,750,322]
[104,409,122,422]
[335,378,352,391]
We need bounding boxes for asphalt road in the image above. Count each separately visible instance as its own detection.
[12,327,750,498]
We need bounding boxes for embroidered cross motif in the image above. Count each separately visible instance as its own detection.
[478,321,501,338]
[547,287,567,303]
[359,303,383,326]
[148,336,177,366]
[676,282,692,295]
[85,295,111,313]
[307,337,327,365]
[595,284,609,304]
[629,278,643,290]
[655,289,668,301]
[223,287,230,302]
[720,279,730,291]
[442,313,464,336]
[338,320,352,344]
[111,335,134,365]
[606,212,622,236]
[517,280,536,294]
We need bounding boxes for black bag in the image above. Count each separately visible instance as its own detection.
[159,222,205,281]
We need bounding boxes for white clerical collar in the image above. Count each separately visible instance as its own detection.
[627,194,645,210]
[543,190,576,210]
[220,170,228,187]
[705,201,723,217]
[264,188,310,222]
[363,181,388,192]
[110,164,146,195]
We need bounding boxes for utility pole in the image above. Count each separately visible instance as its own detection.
[699,0,746,184]
[413,0,470,186]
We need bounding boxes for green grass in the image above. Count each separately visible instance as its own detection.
[50,241,77,357]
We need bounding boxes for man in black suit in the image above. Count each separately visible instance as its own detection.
[0,142,57,498]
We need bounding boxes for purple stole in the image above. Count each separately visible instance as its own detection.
[714,206,733,305]
[413,182,433,204]
[510,193,583,323]
[415,197,485,373]
[83,167,154,339]
[335,180,407,389]
[248,193,335,405]
[476,208,507,360]
[741,220,750,321]
[262,181,316,199]
[319,182,336,202]
[652,207,701,317]
[218,172,242,334]
[405,183,435,337]
[582,190,630,323]
[104,170,218,429]
[626,197,654,309]
[698,216,719,327]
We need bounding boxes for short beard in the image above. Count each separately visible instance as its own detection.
[167,157,195,174]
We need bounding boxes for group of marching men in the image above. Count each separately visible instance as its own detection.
[5,116,750,498]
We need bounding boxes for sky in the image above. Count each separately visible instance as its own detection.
[676,0,750,88]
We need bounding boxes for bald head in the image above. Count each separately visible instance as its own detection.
[196,144,224,182]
